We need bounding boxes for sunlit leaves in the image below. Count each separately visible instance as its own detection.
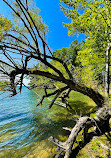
[60,0,110,36]
[12,0,48,35]
[60,0,111,88]
[54,40,82,66]
[0,14,12,38]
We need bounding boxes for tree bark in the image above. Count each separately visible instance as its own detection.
[105,44,110,97]
[64,117,91,158]
[49,106,111,158]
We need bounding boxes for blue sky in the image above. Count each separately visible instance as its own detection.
[0,0,84,51]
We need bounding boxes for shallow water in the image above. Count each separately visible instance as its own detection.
[0,87,75,158]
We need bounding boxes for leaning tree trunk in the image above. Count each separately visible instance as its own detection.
[70,82,105,107]
[49,106,111,158]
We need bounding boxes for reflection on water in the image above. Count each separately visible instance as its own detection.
[0,87,75,158]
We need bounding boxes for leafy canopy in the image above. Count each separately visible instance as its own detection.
[60,0,110,36]
[60,0,111,87]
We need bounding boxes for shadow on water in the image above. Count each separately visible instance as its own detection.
[68,100,98,116]
[0,88,97,158]
[26,100,97,147]
[31,114,76,141]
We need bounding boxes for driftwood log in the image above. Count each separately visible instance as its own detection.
[49,106,111,158]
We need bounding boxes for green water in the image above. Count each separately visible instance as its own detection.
[0,87,76,158]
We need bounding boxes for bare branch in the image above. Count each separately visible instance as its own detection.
[49,106,111,158]
[0,60,15,69]
[62,127,72,132]
[19,73,24,93]
[11,29,31,44]
[49,90,61,109]
[30,54,65,78]
[45,55,73,80]
[3,50,19,69]
[5,34,36,51]
[1,41,30,53]
[48,136,65,150]
[17,0,53,56]
[26,0,28,11]
[36,86,68,107]
[3,0,37,48]
[16,0,40,53]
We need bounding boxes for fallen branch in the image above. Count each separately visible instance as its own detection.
[36,86,69,108]
[62,127,72,132]
[49,106,111,158]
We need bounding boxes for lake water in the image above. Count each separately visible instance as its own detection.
[0,87,75,158]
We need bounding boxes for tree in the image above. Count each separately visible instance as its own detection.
[0,0,110,157]
[60,0,111,97]
[0,0,105,106]
[29,40,82,90]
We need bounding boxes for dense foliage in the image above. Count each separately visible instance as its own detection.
[60,0,111,92]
